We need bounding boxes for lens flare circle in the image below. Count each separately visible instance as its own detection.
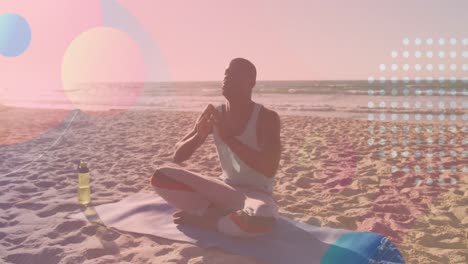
[61,27,146,117]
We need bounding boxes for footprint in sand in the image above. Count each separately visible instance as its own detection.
[34,180,56,188]
[14,202,47,210]
[121,253,136,262]
[47,232,59,239]
[0,180,11,186]
[26,174,39,181]
[153,246,173,257]
[2,212,18,221]
[53,220,86,234]
[96,191,114,197]
[117,186,138,192]
[293,176,313,189]
[84,246,118,260]
[57,232,87,246]
[12,184,39,193]
[4,235,28,245]
[100,229,121,241]
[101,181,118,188]
[37,203,81,218]
[7,220,20,227]
[5,247,63,264]
[80,224,99,236]
[0,202,12,210]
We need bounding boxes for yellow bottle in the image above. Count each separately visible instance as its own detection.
[78,160,91,205]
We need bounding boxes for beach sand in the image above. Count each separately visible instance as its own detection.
[0,107,466,263]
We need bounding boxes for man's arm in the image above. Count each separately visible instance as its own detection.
[172,129,206,164]
[172,104,215,163]
[224,110,281,177]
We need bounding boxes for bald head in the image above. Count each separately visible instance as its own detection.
[222,58,257,100]
[229,58,256,85]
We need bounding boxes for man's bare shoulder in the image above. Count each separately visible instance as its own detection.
[259,105,280,125]
[257,104,281,156]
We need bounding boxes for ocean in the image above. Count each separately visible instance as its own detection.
[1,80,467,122]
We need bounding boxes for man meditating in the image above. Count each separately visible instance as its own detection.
[150,58,281,237]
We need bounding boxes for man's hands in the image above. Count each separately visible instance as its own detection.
[211,106,231,142]
[172,104,216,164]
[195,104,216,140]
[194,104,231,143]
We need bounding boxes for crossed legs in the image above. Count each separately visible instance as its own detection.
[150,166,279,237]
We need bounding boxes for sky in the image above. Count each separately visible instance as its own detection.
[120,0,468,81]
[1,0,467,83]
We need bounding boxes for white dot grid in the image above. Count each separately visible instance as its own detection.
[367,38,468,185]
[414,177,458,186]
[450,51,457,58]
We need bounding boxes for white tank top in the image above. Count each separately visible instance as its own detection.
[212,102,275,194]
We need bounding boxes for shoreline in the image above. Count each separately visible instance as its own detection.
[0,104,466,124]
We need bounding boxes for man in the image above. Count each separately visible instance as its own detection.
[150,58,281,237]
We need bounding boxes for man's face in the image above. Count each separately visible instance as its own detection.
[222,67,234,97]
[222,62,252,100]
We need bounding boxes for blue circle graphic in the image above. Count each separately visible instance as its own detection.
[0,13,31,57]
[321,232,405,263]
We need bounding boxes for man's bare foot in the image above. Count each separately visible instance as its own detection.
[172,208,224,230]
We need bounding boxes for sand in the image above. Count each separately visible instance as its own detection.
[0,107,466,264]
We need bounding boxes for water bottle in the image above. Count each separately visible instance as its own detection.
[78,160,91,205]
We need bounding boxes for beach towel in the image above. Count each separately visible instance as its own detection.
[69,192,405,264]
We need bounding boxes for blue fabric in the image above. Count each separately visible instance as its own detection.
[70,192,405,264]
